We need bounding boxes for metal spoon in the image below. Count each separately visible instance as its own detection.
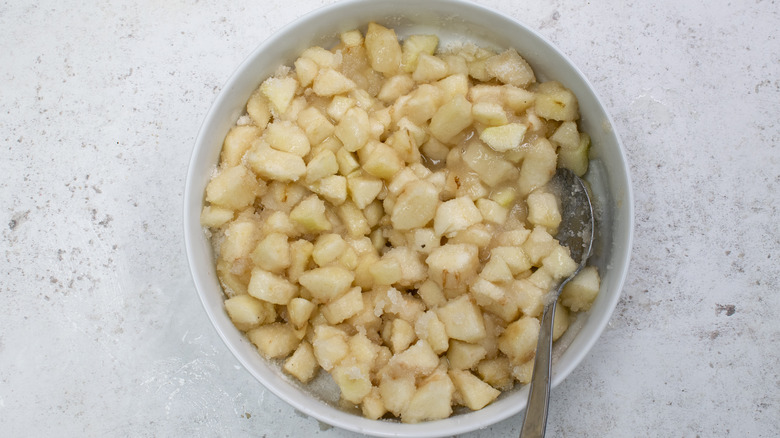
[519,168,595,438]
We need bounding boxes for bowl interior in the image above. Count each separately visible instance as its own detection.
[184,0,633,436]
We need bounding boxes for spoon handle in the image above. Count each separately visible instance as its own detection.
[519,296,559,438]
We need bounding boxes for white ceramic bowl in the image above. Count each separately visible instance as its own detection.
[184,0,633,436]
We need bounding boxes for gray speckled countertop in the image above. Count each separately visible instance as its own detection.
[1,0,778,436]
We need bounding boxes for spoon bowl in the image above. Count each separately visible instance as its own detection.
[520,168,595,438]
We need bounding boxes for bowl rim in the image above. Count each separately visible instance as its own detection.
[183,0,634,436]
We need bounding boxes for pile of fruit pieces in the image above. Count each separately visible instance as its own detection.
[201,23,600,423]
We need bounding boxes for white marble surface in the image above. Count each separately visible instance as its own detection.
[1,0,778,436]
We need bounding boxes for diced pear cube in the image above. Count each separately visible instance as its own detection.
[365,22,402,74]
[550,121,580,150]
[393,84,442,125]
[287,297,316,329]
[200,205,234,228]
[485,49,536,87]
[528,267,554,290]
[436,74,469,103]
[247,267,298,305]
[498,316,540,363]
[387,340,440,377]
[340,29,363,47]
[413,53,449,82]
[557,132,590,177]
[479,123,528,152]
[553,304,570,341]
[283,341,318,383]
[246,142,306,182]
[382,247,428,287]
[336,201,371,237]
[294,56,318,87]
[560,265,600,312]
[503,85,535,112]
[327,95,355,121]
[298,106,335,146]
[449,369,501,410]
[496,228,532,247]
[526,190,562,231]
[335,107,370,152]
[260,76,298,114]
[414,310,449,354]
[300,46,338,68]
[387,167,419,196]
[332,361,373,404]
[347,174,383,209]
[322,286,364,324]
[247,323,300,359]
[310,174,347,205]
[512,359,535,384]
[425,243,479,291]
[518,138,557,196]
[224,294,276,331]
[377,74,416,103]
[289,194,332,233]
[442,54,468,76]
[361,142,404,179]
[477,357,513,390]
[401,34,438,73]
[361,387,387,420]
[263,181,308,212]
[447,340,487,370]
[468,84,503,104]
[385,128,419,164]
[476,198,508,225]
[429,95,473,144]
[265,120,310,157]
[491,246,532,275]
[391,181,439,230]
[339,246,359,271]
[216,259,249,297]
[389,318,416,353]
[420,136,450,162]
[221,125,261,166]
[406,228,440,255]
[260,211,296,237]
[312,233,348,266]
[287,239,313,283]
[348,333,380,367]
[305,149,338,184]
[479,255,514,284]
[522,226,557,266]
[246,88,271,129]
[370,258,402,286]
[417,279,446,308]
[312,68,357,97]
[468,56,493,82]
[312,325,349,370]
[462,140,518,186]
[298,266,355,303]
[509,278,544,317]
[379,374,416,417]
[336,147,360,176]
[220,220,261,262]
[535,81,579,121]
[205,165,259,210]
[436,294,486,342]
[471,102,508,126]
[433,197,482,236]
[489,187,517,209]
[401,371,454,423]
[251,233,290,273]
